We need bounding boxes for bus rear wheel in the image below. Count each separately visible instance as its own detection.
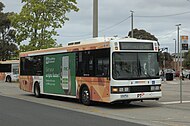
[34,83,41,98]
[81,86,91,106]
[6,76,11,82]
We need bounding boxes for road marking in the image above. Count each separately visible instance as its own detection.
[160,101,190,105]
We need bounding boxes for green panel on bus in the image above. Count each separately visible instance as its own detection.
[43,53,76,96]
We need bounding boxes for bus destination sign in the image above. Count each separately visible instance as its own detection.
[120,42,153,50]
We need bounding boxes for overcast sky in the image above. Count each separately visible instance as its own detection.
[1,0,190,53]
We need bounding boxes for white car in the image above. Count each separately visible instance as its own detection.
[164,69,175,78]
[183,69,190,78]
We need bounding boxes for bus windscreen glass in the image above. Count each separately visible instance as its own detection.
[113,52,159,80]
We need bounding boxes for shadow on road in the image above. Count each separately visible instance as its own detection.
[22,93,162,109]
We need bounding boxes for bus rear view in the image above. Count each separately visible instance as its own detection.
[0,60,19,82]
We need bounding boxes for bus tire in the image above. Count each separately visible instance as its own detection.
[6,76,11,82]
[34,83,41,98]
[80,86,91,106]
[124,101,131,104]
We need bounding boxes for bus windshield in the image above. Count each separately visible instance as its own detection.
[113,52,160,80]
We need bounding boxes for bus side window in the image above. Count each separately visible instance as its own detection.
[12,64,19,74]
[96,58,109,77]
[76,48,110,77]
[20,56,43,76]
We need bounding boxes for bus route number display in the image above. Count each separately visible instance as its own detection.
[120,42,153,50]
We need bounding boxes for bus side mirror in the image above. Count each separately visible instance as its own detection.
[157,52,161,62]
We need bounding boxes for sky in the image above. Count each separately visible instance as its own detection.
[1,0,190,53]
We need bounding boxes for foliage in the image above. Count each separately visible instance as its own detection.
[0,2,4,12]
[128,28,158,41]
[158,52,173,69]
[10,0,79,52]
[0,2,18,60]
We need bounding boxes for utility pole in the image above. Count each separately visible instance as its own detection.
[176,24,181,71]
[130,10,134,38]
[93,0,98,38]
[176,24,182,103]
[173,39,177,71]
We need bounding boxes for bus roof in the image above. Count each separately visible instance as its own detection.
[20,37,158,57]
[20,37,112,57]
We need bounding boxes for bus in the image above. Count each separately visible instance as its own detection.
[19,37,161,105]
[0,60,19,82]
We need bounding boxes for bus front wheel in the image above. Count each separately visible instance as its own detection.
[81,86,91,106]
[34,83,41,98]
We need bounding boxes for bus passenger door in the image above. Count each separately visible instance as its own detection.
[61,53,76,96]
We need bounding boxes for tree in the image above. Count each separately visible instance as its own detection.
[0,2,18,61]
[10,0,79,52]
[183,50,190,69]
[128,28,158,41]
[0,2,4,12]
[164,52,173,68]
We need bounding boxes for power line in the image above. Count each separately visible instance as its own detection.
[181,29,190,33]
[63,33,92,38]
[63,11,190,38]
[135,11,190,18]
[99,16,131,33]
[158,28,190,40]
[156,30,176,38]
[63,16,131,37]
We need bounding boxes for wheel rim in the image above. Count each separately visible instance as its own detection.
[7,77,11,82]
[82,89,90,104]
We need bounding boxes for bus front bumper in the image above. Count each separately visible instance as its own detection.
[110,92,162,103]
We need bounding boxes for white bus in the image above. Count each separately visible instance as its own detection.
[19,37,161,105]
[0,60,19,82]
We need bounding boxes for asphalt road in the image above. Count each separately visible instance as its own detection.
[0,95,144,126]
[1,79,190,126]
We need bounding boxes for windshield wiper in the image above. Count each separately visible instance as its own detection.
[137,60,141,77]
[137,60,152,78]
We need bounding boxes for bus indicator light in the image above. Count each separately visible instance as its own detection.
[111,87,130,93]
[155,47,158,51]
[112,88,118,93]
[114,42,119,50]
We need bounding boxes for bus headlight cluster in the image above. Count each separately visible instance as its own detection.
[150,86,161,91]
[111,87,130,93]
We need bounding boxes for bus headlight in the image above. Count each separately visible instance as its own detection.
[150,86,161,91]
[111,87,130,93]
[119,88,124,92]
[155,86,160,91]
[124,87,130,92]
[151,86,155,91]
